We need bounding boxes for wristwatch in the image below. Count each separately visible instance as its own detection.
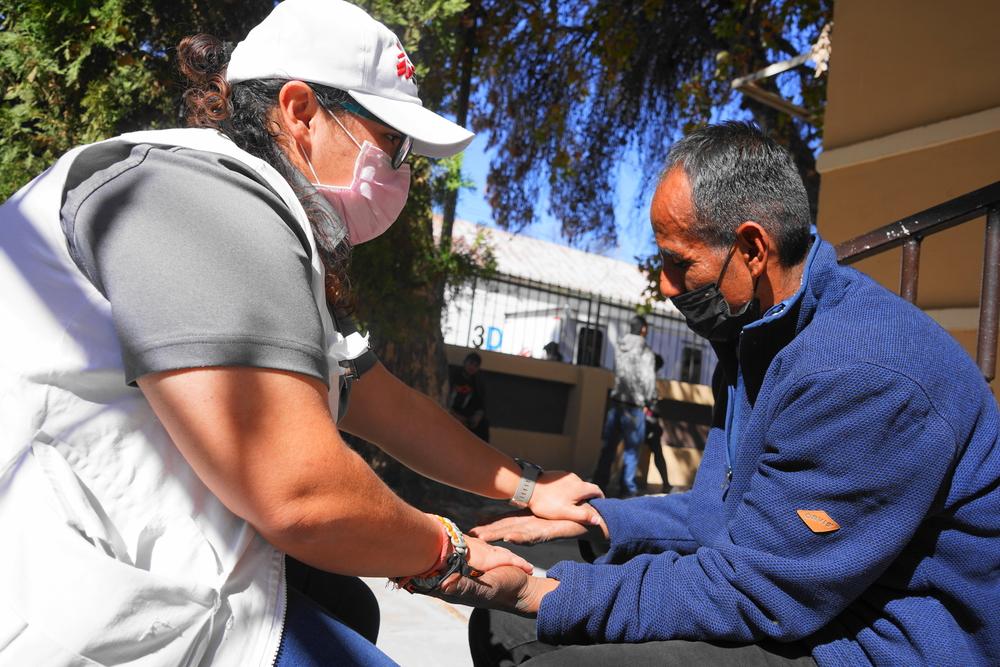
[509,458,544,509]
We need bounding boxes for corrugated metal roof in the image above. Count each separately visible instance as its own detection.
[437,217,679,314]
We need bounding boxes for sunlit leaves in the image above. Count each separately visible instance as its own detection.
[0,0,274,198]
[472,0,831,254]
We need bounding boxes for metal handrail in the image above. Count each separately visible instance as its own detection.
[835,181,1000,382]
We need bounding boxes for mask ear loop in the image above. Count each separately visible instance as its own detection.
[297,101,364,186]
[327,108,363,150]
[718,238,761,308]
[297,140,323,185]
[715,241,740,285]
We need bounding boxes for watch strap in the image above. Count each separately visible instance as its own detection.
[509,457,543,508]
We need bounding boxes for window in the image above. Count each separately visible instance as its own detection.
[576,327,604,367]
[680,346,703,384]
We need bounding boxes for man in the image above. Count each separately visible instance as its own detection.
[641,353,670,493]
[439,122,1000,666]
[450,352,491,442]
[543,342,564,362]
[592,315,658,498]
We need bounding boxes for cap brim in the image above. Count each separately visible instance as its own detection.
[349,90,474,158]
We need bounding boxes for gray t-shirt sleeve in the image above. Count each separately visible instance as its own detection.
[61,142,330,386]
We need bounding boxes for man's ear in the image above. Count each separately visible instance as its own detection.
[735,221,769,279]
[276,80,322,155]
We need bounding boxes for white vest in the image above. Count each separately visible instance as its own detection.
[0,129,366,665]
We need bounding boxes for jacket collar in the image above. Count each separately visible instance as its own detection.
[722,227,835,403]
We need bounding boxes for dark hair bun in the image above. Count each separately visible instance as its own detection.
[178,34,232,128]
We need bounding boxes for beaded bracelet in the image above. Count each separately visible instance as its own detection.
[393,515,480,594]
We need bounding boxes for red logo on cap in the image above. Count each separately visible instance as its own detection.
[395,41,415,80]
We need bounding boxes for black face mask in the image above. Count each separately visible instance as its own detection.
[670,243,761,343]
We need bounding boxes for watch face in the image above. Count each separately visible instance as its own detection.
[516,457,542,472]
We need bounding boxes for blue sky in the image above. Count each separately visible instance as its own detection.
[453,133,658,264]
[452,97,756,266]
[450,22,824,267]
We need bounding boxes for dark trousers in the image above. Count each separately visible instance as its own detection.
[471,416,491,443]
[468,608,817,667]
[644,416,669,491]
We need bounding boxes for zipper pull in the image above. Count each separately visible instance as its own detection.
[721,467,732,490]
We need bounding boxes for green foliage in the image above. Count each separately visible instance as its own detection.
[0,0,274,198]
[430,153,475,205]
[0,0,492,357]
[471,0,832,249]
[344,1,497,392]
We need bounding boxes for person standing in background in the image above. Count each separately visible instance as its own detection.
[640,353,670,493]
[449,352,490,442]
[591,315,657,498]
[543,341,564,362]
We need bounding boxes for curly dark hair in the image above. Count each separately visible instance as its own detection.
[177,33,354,310]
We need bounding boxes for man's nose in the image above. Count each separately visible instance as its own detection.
[659,269,683,298]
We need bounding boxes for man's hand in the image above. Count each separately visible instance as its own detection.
[469,509,607,545]
[529,471,604,525]
[432,567,559,617]
[464,534,534,574]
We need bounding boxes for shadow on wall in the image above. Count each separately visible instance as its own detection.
[463,367,572,434]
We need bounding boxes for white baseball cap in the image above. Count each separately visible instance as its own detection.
[226,0,474,158]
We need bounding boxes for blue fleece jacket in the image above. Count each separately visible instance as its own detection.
[538,234,1000,666]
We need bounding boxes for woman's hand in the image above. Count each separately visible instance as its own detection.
[464,534,534,574]
[528,471,604,525]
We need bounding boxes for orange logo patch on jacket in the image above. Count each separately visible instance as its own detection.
[796,509,840,533]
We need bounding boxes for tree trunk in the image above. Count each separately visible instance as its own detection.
[438,1,479,254]
[346,165,453,502]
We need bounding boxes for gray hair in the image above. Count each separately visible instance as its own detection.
[629,315,648,335]
[663,121,811,267]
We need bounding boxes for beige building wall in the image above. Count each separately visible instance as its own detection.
[817,0,1000,395]
[445,345,714,483]
[446,344,613,474]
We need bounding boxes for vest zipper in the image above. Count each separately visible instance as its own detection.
[270,558,289,667]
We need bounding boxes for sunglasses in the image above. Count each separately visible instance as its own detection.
[390,134,413,170]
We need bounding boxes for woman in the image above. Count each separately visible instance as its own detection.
[0,0,600,664]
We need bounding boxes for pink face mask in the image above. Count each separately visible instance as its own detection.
[303,113,411,245]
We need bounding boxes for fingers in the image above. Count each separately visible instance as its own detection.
[467,510,530,541]
[528,472,605,523]
[431,566,532,614]
[465,535,534,573]
[466,524,496,541]
[469,515,588,545]
[467,516,522,541]
[468,523,525,544]
[574,480,605,501]
[467,516,541,543]
[560,502,604,526]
